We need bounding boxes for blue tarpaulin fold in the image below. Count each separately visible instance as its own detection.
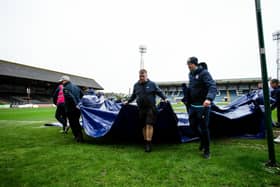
[78,90,273,143]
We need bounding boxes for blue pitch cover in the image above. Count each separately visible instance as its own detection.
[78,90,274,143]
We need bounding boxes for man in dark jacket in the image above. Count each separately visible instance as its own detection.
[186,57,217,159]
[270,79,280,127]
[126,69,167,152]
[59,75,84,142]
[53,83,68,133]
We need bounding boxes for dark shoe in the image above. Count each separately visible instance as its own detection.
[76,138,84,143]
[76,134,84,143]
[203,151,210,159]
[145,142,152,152]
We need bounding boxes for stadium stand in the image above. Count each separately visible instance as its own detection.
[0,60,103,106]
[157,78,263,103]
[229,90,238,102]
[215,90,228,102]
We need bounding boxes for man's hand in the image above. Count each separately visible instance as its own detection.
[76,104,80,110]
[203,99,211,107]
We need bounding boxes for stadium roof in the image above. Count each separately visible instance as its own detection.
[157,77,264,86]
[0,60,103,89]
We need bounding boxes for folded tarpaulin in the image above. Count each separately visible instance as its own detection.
[208,90,275,138]
[79,98,181,142]
[79,90,273,143]
[79,95,121,138]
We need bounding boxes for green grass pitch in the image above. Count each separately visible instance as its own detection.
[0,107,279,186]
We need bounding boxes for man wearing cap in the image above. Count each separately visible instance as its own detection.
[186,57,217,159]
[59,75,84,142]
[53,83,68,133]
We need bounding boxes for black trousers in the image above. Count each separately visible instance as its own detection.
[55,103,67,129]
[189,105,211,153]
[67,108,83,142]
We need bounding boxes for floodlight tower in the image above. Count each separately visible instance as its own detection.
[139,45,147,69]
[273,31,280,80]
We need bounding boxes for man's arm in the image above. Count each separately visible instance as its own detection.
[52,87,59,105]
[202,71,217,107]
[79,88,84,99]
[154,83,167,101]
[202,71,217,101]
[126,85,136,104]
[276,88,280,106]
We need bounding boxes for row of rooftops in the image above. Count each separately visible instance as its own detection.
[0,60,103,90]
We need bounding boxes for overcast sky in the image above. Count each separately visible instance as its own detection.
[0,0,279,93]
